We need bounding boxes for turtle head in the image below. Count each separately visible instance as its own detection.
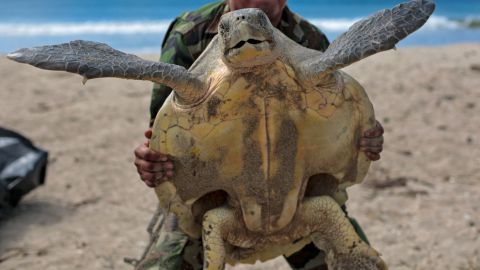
[218,8,279,69]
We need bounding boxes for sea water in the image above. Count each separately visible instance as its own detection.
[0,0,479,54]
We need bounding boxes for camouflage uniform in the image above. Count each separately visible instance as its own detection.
[139,2,368,269]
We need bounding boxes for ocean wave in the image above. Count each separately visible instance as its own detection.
[1,15,478,37]
[0,20,172,36]
[310,15,480,32]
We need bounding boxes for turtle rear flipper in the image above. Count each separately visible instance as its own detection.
[306,0,435,76]
[7,40,205,103]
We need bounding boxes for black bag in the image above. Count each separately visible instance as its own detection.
[0,127,48,207]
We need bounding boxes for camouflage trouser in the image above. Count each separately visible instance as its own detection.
[135,210,369,270]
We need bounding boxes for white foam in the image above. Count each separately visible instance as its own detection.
[0,15,475,37]
[308,15,467,32]
[0,20,172,36]
[423,15,462,30]
[308,18,360,32]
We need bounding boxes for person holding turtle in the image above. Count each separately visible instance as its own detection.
[133,0,384,269]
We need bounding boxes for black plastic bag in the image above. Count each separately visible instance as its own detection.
[0,127,48,207]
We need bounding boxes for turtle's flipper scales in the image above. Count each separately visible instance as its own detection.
[314,0,435,73]
[8,40,146,80]
[7,40,205,103]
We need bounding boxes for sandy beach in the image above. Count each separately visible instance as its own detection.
[0,44,479,270]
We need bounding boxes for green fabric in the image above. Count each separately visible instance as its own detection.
[350,217,370,245]
[135,230,189,270]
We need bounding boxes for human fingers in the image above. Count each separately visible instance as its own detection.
[364,151,380,161]
[134,143,168,162]
[137,169,164,187]
[359,136,384,148]
[134,157,165,173]
[144,128,153,139]
[364,120,384,138]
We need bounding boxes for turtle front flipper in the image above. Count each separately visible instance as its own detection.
[303,0,435,78]
[7,40,206,103]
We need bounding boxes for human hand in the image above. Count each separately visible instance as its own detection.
[359,120,384,161]
[134,129,174,187]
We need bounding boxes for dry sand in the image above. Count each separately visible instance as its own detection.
[0,44,479,270]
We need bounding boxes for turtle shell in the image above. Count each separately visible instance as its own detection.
[150,36,375,238]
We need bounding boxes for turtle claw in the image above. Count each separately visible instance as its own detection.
[6,52,22,60]
[6,50,28,63]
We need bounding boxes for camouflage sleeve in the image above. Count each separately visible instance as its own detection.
[308,25,330,52]
[300,20,330,52]
[281,6,330,53]
[149,19,196,127]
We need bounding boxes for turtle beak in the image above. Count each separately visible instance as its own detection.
[226,21,271,53]
[230,39,268,50]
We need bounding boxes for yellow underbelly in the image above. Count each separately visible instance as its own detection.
[150,63,369,236]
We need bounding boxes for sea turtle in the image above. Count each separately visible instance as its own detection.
[7,0,434,269]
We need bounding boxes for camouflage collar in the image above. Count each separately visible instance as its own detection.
[205,1,305,43]
[205,2,229,34]
[277,6,305,44]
